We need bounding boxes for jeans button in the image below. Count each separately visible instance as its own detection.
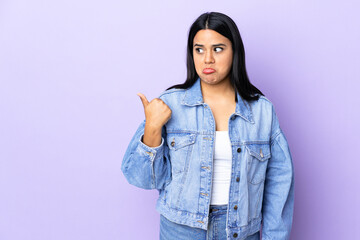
[233,233,238,238]
[237,147,241,153]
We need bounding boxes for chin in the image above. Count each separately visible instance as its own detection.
[201,77,219,85]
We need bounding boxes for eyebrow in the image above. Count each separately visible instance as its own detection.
[193,43,227,47]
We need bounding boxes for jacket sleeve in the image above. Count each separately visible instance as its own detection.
[121,119,171,190]
[261,105,295,240]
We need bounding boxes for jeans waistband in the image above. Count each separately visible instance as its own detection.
[209,204,227,213]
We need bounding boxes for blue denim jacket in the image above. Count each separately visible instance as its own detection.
[121,77,295,240]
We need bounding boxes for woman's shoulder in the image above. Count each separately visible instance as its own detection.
[157,88,186,105]
[158,88,185,97]
[248,94,274,109]
[246,94,279,122]
[257,95,274,107]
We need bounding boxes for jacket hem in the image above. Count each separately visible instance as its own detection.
[155,197,209,230]
[228,217,262,240]
[155,196,263,239]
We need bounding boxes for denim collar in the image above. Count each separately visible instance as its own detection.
[181,77,255,124]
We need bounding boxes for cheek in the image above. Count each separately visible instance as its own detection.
[220,53,233,70]
[193,53,200,62]
[217,56,232,69]
[193,56,202,69]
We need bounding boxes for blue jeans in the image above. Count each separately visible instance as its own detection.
[160,205,260,240]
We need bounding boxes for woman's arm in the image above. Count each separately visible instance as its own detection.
[261,105,295,240]
[121,120,171,190]
[121,93,172,190]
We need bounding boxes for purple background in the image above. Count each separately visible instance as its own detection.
[0,0,359,239]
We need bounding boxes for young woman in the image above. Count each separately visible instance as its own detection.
[121,12,295,240]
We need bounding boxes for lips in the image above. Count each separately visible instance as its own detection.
[203,68,216,74]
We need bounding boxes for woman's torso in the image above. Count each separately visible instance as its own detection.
[154,77,274,232]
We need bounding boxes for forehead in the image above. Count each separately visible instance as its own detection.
[193,29,230,44]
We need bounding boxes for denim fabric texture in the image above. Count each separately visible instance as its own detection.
[121,77,295,240]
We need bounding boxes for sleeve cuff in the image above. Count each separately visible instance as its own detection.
[138,133,165,155]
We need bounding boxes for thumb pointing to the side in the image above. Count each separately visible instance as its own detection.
[137,92,149,108]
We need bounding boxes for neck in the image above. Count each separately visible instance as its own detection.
[200,76,235,101]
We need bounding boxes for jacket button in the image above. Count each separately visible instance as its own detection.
[233,233,238,238]
[237,147,241,152]
[236,177,240,182]
[171,141,175,147]
[234,205,238,210]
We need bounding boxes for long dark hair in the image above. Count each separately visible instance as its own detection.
[165,12,264,102]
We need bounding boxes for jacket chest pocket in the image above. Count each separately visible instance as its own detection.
[245,143,271,184]
[166,132,196,174]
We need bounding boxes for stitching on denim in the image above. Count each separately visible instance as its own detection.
[176,141,195,207]
[163,199,207,217]
[270,129,281,146]
[255,182,265,219]
[275,131,287,160]
[167,130,198,134]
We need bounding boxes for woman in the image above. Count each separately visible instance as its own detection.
[121,12,295,240]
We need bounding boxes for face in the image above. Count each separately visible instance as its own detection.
[192,29,233,86]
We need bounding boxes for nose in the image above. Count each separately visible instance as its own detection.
[205,51,214,64]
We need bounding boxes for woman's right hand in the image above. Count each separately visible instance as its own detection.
[137,92,172,130]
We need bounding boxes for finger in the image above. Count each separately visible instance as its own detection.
[137,92,149,107]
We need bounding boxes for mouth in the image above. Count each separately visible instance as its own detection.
[203,68,216,74]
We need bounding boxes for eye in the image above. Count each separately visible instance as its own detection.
[195,48,204,53]
[214,47,223,52]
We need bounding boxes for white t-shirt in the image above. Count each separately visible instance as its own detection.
[210,131,232,205]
